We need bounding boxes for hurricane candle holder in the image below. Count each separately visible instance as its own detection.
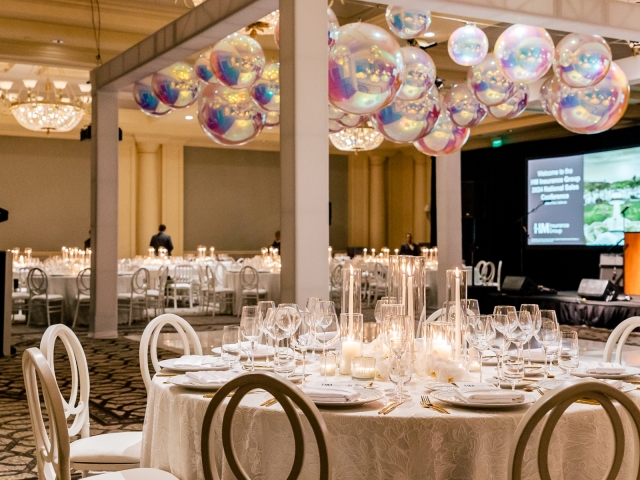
[342,266,361,315]
[351,357,376,381]
[339,312,363,374]
[320,352,337,377]
[445,268,468,362]
[388,255,426,328]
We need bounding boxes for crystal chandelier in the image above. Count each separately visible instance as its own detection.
[329,124,384,152]
[241,11,279,37]
[6,79,87,134]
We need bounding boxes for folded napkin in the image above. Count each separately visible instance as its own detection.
[303,387,360,403]
[453,383,525,404]
[185,371,237,385]
[602,379,623,389]
[240,342,274,356]
[174,355,221,367]
[586,362,626,375]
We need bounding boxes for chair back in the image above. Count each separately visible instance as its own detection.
[40,324,91,438]
[496,260,503,290]
[603,316,640,364]
[239,266,259,290]
[205,265,216,291]
[375,264,387,285]
[330,264,343,289]
[76,268,91,297]
[476,260,495,286]
[18,267,30,291]
[23,347,72,480]
[416,308,444,338]
[509,379,640,480]
[174,264,194,284]
[139,313,203,391]
[27,267,49,296]
[131,268,150,295]
[214,263,228,288]
[202,372,330,480]
[157,265,169,292]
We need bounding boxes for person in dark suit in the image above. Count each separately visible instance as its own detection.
[271,230,281,252]
[150,224,174,255]
[399,233,420,256]
[84,230,91,250]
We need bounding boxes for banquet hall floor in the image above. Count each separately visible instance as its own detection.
[3,313,640,479]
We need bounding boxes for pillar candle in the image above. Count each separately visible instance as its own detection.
[349,265,354,319]
[408,270,414,324]
[340,341,361,374]
[455,268,461,361]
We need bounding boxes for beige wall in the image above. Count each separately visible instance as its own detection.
[0,135,91,251]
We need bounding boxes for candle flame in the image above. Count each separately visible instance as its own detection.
[350,264,354,276]
[455,267,460,278]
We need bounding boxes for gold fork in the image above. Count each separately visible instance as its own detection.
[420,396,450,414]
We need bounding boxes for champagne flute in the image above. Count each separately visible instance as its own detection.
[520,304,540,365]
[240,305,260,371]
[381,314,413,400]
[465,315,496,383]
[257,300,276,364]
[558,330,579,377]
[291,312,316,388]
[221,325,241,368]
[535,310,559,379]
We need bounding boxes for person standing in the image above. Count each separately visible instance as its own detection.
[399,233,420,256]
[150,224,174,255]
[271,230,281,253]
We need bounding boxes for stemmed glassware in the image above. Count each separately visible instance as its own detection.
[257,300,276,365]
[558,330,579,377]
[374,297,398,323]
[306,297,322,360]
[502,350,525,390]
[315,301,340,381]
[465,315,496,383]
[535,310,560,379]
[491,309,517,379]
[291,312,316,388]
[466,299,481,316]
[488,328,506,380]
[273,304,301,378]
[520,304,541,365]
[221,325,241,368]
[381,314,413,401]
[240,305,260,371]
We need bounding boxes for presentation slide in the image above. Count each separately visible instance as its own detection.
[527,146,640,246]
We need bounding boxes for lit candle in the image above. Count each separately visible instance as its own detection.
[340,341,361,374]
[455,268,461,362]
[328,246,333,262]
[407,269,414,324]
[394,248,399,255]
[210,247,215,258]
[432,336,452,359]
[149,247,155,257]
[469,361,481,372]
[363,248,367,259]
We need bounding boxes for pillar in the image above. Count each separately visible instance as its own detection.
[368,156,386,250]
[387,152,414,250]
[413,154,428,244]
[279,0,329,303]
[348,154,369,248]
[161,143,184,256]
[136,142,161,255]
[89,85,119,339]
[118,135,137,259]
[436,152,463,306]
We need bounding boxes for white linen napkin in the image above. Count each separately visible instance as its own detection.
[602,379,623,389]
[173,355,221,367]
[240,342,274,356]
[303,387,360,403]
[586,362,626,375]
[185,370,238,385]
[453,383,525,404]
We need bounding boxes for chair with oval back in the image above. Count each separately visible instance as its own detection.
[22,347,179,480]
[27,267,64,327]
[118,268,150,325]
[213,263,235,315]
[239,265,267,307]
[139,313,203,392]
[40,324,144,475]
[167,264,196,309]
[72,268,91,329]
[199,264,217,316]
[329,264,343,309]
[147,265,168,317]
[202,372,330,480]
[603,316,640,364]
[508,379,640,480]
[12,267,31,322]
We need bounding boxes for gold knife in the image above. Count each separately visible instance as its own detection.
[382,399,406,415]
[378,401,397,415]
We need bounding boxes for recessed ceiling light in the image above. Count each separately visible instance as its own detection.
[424,32,436,38]
[52,39,64,44]
[185,115,194,120]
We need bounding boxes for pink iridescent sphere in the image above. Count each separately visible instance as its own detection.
[494,24,554,84]
[329,119,344,133]
[339,113,368,128]
[448,25,488,66]
[467,53,516,106]
[397,47,436,101]
[133,82,172,117]
[444,83,487,128]
[554,33,612,88]
[413,99,470,156]
[385,6,431,39]
[488,83,529,119]
[194,50,217,84]
[210,33,265,89]
[539,77,557,117]
[151,62,201,109]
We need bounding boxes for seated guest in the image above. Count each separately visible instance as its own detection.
[399,233,420,256]
[271,230,281,252]
[150,224,174,256]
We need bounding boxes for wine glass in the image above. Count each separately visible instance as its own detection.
[273,304,301,378]
[374,297,398,323]
[315,301,340,381]
[257,300,276,364]
[558,330,579,377]
[488,329,506,379]
[502,350,525,390]
[381,314,413,400]
[221,325,241,368]
[240,305,260,371]
[465,315,496,383]
[520,304,540,365]
[305,297,321,360]
[388,349,411,402]
[535,310,560,379]
[291,312,316,388]
[466,299,480,316]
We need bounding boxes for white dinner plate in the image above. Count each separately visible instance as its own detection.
[430,388,536,409]
[158,357,230,373]
[312,388,385,408]
[535,378,638,394]
[486,377,536,389]
[211,346,276,359]
[571,365,640,380]
[167,374,230,391]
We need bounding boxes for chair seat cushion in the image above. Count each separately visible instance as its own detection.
[12,292,30,299]
[242,289,267,295]
[93,468,179,480]
[78,293,90,300]
[215,286,234,293]
[31,294,64,301]
[170,283,192,289]
[117,293,145,300]
[147,289,160,296]
[70,431,142,465]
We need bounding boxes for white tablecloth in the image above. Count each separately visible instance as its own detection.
[225,270,281,315]
[141,368,640,480]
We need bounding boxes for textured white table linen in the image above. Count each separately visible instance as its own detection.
[141,369,640,480]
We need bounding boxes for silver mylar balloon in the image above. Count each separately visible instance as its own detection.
[250,63,280,112]
[467,53,516,106]
[328,7,340,47]
[263,110,280,129]
[198,84,265,146]
[539,77,557,117]
[328,23,404,115]
[554,33,612,88]
[385,6,431,39]
[133,82,172,117]
[194,49,217,84]
[339,113,368,128]
[447,24,489,66]
[444,83,487,128]
[413,102,470,156]
[329,104,346,121]
[329,119,344,133]
[371,88,440,143]
[210,33,265,89]
[488,83,529,119]
[151,62,201,109]
[494,24,554,84]
[397,47,436,101]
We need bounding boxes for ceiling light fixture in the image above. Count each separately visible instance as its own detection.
[329,123,384,152]
[185,115,194,120]
[52,39,64,44]
[424,32,436,38]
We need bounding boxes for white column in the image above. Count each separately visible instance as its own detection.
[279,0,329,304]
[161,143,184,256]
[436,152,463,306]
[136,142,161,256]
[368,156,386,250]
[89,86,119,339]
[413,154,428,244]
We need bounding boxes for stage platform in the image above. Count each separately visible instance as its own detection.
[469,287,640,330]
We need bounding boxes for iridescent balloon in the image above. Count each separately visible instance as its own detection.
[494,24,555,84]
[371,88,440,143]
[151,62,201,109]
[448,25,488,66]
[210,33,265,89]
[488,83,529,119]
[264,110,280,129]
[339,113,368,128]
[467,53,516,106]
[328,23,404,115]
[250,63,279,112]
[385,6,431,39]
[413,104,470,156]
[194,50,217,84]
[444,83,487,128]
[329,104,346,121]
[328,7,340,47]
[554,62,629,134]
[554,33,612,88]
[397,47,436,101]
[329,119,344,133]
[133,82,172,117]
[539,76,557,117]
[198,84,265,146]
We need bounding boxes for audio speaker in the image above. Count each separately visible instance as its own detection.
[578,278,616,301]
[501,276,538,295]
[0,208,7,223]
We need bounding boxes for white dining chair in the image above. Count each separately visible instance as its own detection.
[213,263,235,315]
[416,307,477,338]
[199,264,216,315]
[147,265,168,316]
[365,263,388,306]
[23,347,179,480]
[72,268,91,329]
[118,268,150,325]
[239,265,267,307]
[12,267,30,322]
[475,260,496,286]
[166,264,195,308]
[508,379,640,480]
[139,313,202,392]
[40,324,143,475]
[202,372,330,480]
[27,267,64,327]
[603,316,640,364]
[329,264,343,309]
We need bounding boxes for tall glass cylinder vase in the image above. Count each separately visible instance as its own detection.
[445,268,468,362]
[339,313,363,374]
[388,255,426,332]
[341,267,361,315]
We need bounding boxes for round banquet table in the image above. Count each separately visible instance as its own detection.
[225,270,281,315]
[141,367,640,480]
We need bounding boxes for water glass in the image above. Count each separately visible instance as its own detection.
[388,346,411,401]
[221,325,241,367]
[374,297,398,323]
[240,305,260,371]
[466,299,481,316]
[503,352,525,390]
[558,330,579,376]
[535,310,560,379]
[465,314,496,383]
[257,300,276,364]
[291,312,316,387]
